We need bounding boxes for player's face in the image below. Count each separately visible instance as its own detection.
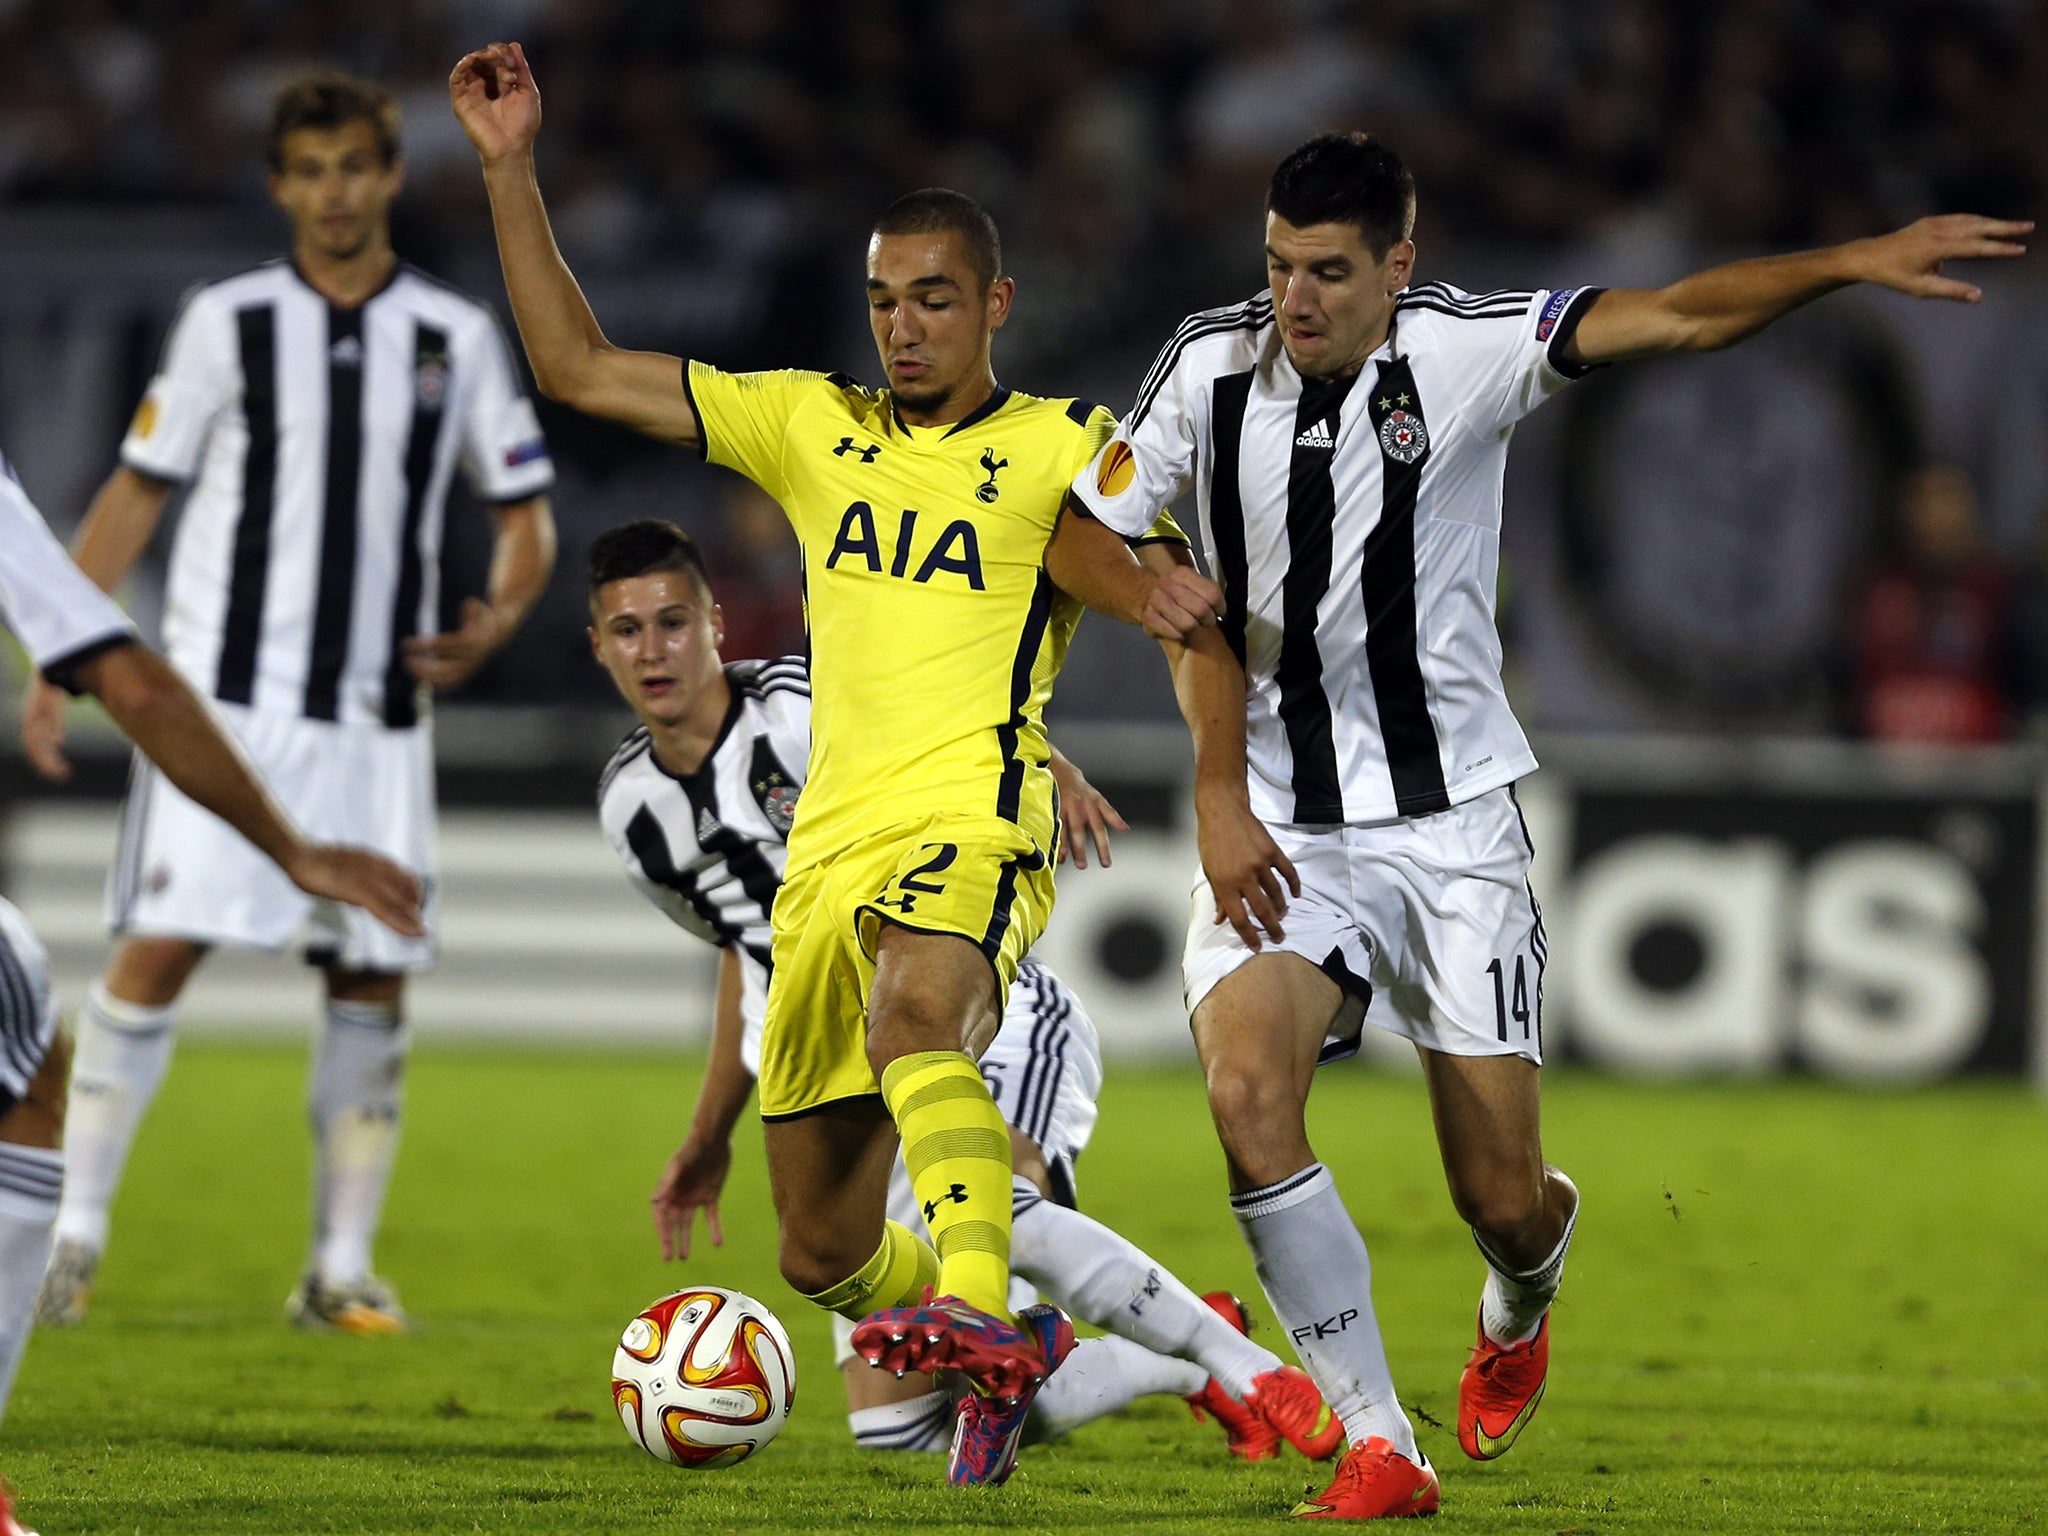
[268,121,403,263]
[865,231,1013,419]
[1266,214,1415,380]
[589,571,726,729]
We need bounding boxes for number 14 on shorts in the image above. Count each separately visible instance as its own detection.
[1486,955,1534,1042]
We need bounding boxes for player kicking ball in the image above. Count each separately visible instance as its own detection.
[584,520,1340,1481]
[1076,132,2028,1518]
[450,43,1224,1486]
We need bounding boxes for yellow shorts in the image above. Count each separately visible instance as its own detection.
[757,814,1055,1121]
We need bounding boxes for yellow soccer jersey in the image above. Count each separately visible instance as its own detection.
[687,362,1178,871]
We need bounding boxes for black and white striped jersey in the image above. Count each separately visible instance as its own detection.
[1073,282,1602,824]
[597,657,812,977]
[0,449,136,690]
[120,260,554,729]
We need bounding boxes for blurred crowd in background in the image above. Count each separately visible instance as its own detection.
[4,0,2048,742]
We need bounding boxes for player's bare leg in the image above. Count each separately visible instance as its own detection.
[0,1037,68,1421]
[764,1098,905,1303]
[40,935,206,1326]
[1195,953,1434,1515]
[1420,1048,1577,1461]
[290,967,409,1334]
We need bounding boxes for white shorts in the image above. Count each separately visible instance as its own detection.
[1184,784,1547,1065]
[0,898,59,1115]
[107,702,438,972]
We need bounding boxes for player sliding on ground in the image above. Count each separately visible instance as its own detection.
[450,42,1226,1486]
[1074,131,2029,1519]
[584,520,1339,1477]
[0,450,422,1536]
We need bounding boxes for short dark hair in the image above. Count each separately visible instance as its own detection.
[1267,133,1416,259]
[872,188,1004,290]
[266,73,401,172]
[586,520,713,604]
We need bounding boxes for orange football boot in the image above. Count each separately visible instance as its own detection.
[1185,1292,1282,1460]
[1291,1436,1440,1520]
[1457,1310,1549,1460]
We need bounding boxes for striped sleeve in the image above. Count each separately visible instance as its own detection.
[1395,283,1604,437]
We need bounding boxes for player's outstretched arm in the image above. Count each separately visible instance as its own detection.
[20,465,175,780]
[404,495,557,691]
[653,946,756,1261]
[1048,745,1127,869]
[449,43,700,447]
[1568,215,2032,364]
[1044,500,1224,640]
[69,642,424,937]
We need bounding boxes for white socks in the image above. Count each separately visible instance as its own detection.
[1009,1175,1279,1398]
[1028,1335,1207,1438]
[1232,1163,1416,1459]
[1477,1181,1578,1346]
[0,1144,63,1422]
[308,999,407,1284]
[848,1389,952,1451]
[52,984,177,1254]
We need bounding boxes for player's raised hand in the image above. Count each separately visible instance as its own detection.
[403,597,505,691]
[19,675,72,782]
[1144,565,1226,643]
[449,41,542,162]
[1198,799,1298,950]
[1048,746,1127,869]
[1854,215,2032,302]
[652,1136,732,1262]
[284,845,425,938]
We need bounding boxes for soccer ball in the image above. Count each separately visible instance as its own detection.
[610,1287,797,1468]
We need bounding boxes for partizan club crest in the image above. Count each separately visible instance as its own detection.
[416,351,449,411]
[1378,408,1428,464]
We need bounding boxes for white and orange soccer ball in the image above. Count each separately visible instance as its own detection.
[610,1287,797,1468]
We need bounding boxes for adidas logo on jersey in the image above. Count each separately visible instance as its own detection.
[1295,418,1335,449]
[329,335,363,368]
[697,808,720,841]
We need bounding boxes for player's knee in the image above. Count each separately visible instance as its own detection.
[1449,1165,1545,1242]
[778,1233,860,1301]
[1204,1058,1294,1138]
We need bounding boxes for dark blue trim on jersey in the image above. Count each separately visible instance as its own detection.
[1063,398,1101,428]
[38,631,136,697]
[993,573,1054,825]
[216,303,278,706]
[679,360,708,462]
[941,386,1011,438]
[1544,287,1607,379]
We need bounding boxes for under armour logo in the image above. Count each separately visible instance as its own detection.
[1290,1308,1360,1345]
[834,437,882,463]
[921,1183,970,1222]
[976,447,1008,503]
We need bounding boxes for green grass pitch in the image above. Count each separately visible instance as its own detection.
[3,1041,2044,1534]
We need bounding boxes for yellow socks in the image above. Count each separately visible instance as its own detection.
[802,1219,940,1323]
[880,1050,1014,1319]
